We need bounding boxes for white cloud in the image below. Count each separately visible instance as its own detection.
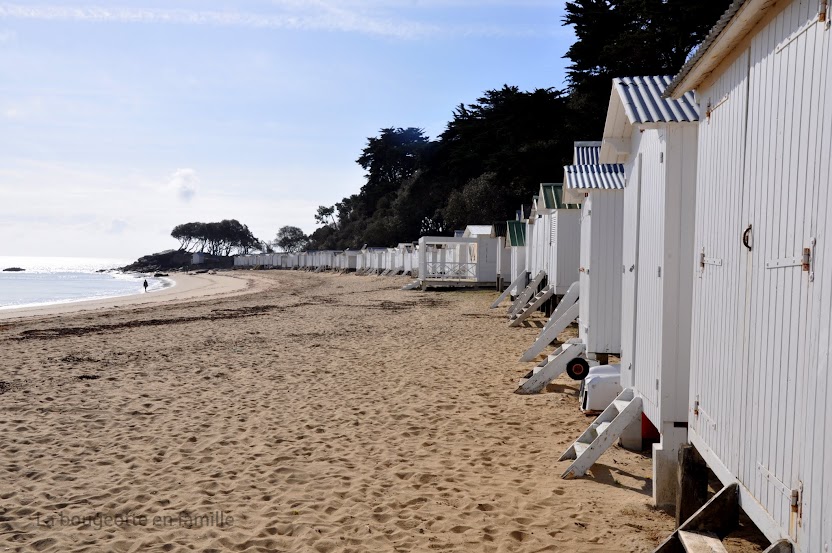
[166,168,199,202]
[0,28,15,42]
[0,3,558,39]
[107,219,129,234]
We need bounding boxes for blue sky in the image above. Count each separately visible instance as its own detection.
[0,1,573,258]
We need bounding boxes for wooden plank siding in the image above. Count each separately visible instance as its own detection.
[578,191,624,354]
[687,1,831,549]
[550,210,581,295]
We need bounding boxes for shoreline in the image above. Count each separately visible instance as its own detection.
[0,273,176,314]
[0,271,255,321]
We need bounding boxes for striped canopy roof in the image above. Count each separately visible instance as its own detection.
[564,164,626,191]
[506,220,526,247]
[573,141,601,164]
[540,183,580,210]
[614,76,699,124]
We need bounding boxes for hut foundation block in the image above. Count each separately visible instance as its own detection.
[652,425,688,509]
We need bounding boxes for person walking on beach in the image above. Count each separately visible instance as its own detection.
[143,279,149,293]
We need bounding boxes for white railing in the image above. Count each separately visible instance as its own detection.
[425,262,477,280]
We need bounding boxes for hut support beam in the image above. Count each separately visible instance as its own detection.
[676,445,709,526]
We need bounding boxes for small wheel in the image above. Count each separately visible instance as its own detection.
[566,358,590,381]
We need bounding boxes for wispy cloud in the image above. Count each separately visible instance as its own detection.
[166,168,199,202]
[0,3,558,39]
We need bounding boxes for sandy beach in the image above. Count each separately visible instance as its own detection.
[1,271,690,552]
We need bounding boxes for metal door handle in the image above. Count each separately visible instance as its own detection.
[742,224,752,251]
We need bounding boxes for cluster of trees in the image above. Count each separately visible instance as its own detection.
[170,220,312,256]
[273,226,308,253]
[304,0,731,250]
[171,220,261,256]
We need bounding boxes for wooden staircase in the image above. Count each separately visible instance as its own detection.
[520,281,580,361]
[515,339,586,394]
[508,271,546,317]
[559,388,643,479]
[509,286,555,327]
[490,271,529,308]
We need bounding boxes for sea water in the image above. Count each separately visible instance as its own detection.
[0,256,172,310]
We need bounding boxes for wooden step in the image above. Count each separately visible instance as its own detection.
[678,531,727,553]
[612,400,631,413]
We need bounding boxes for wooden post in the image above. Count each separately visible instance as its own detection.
[676,445,709,526]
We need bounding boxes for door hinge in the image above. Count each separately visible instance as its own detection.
[803,238,816,281]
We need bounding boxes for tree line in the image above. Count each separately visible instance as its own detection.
[171,220,261,256]
[170,220,311,255]
[168,1,731,255]
[301,0,731,250]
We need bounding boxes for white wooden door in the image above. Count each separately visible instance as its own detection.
[688,51,751,476]
[739,8,826,542]
[578,196,592,346]
[620,154,641,389]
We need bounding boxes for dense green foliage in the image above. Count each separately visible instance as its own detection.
[171,219,260,255]
[273,226,309,253]
[301,0,733,249]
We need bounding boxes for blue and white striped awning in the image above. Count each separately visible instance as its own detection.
[564,163,626,192]
[573,141,601,164]
[614,76,699,123]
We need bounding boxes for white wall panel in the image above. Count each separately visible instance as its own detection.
[689,2,830,549]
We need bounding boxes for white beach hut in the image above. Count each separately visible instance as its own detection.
[506,220,527,288]
[515,142,625,393]
[556,76,700,505]
[342,249,359,272]
[538,183,581,295]
[496,186,581,323]
[525,196,546,280]
[416,234,499,289]
[462,225,493,238]
[645,2,832,551]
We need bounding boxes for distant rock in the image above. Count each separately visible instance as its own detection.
[2,267,24,272]
[153,273,169,277]
[121,250,232,273]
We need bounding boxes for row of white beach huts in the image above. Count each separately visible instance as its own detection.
[233,2,829,552]
[233,227,504,289]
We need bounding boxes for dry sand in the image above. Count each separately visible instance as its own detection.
[1,271,757,552]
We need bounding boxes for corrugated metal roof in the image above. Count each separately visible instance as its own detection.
[564,164,626,191]
[541,183,580,210]
[615,76,699,123]
[665,0,750,97]
[573,141,601,164]
[507,220,526,247]
[464,225,493,237]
